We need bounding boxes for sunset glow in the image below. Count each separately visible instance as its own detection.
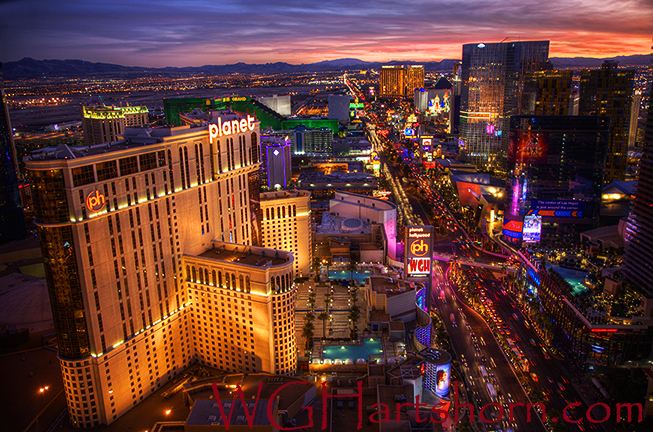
[1,0,651,67]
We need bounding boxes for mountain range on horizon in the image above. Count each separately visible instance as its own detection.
[1,55,650,80]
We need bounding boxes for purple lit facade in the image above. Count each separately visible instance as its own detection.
[262,136,292,189]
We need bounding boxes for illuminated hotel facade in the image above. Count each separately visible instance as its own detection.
[379,65,424,99]
[81,105,149,146]
[26,110,297,428]
[260,189,312,276]
[379,66,405,98]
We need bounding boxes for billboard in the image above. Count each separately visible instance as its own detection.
[522,215,542,243]
[405,226,434,277]
[529,200,585,218]
[508,130,549,164]
[502,219,523,239]
[422,349,452,398]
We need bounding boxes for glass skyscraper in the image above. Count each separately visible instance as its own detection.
[460,41,549,174]
[623,80,653,295]
[579,62,635,183]
[504,115,609,243]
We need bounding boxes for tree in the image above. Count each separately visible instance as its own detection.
[319,293,332,338]
[347,261,357,286]
[301,315,315,353]
[348,304,361,339]
[318,312,329,339]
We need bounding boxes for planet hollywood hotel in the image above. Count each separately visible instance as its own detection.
[25,110,298,427]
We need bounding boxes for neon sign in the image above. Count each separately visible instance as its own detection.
[208,115,256,143]
[408,258,431,274]
[86,190,106,213]
[410,239,430,257]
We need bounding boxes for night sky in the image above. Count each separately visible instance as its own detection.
[1,0,651,68]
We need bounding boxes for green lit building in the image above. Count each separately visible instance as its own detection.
[163,96,339,134]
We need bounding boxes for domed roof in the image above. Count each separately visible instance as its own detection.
[342,218,363,231]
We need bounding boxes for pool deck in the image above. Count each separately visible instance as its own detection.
[312,333,398,364]
[548,265,589,295]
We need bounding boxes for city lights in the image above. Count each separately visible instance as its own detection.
[3,15,651,431]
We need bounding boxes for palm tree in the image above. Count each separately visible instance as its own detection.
[346,261,357,286]
[301,315,315,353]
[318,312,329,340]
[319,293,332,339]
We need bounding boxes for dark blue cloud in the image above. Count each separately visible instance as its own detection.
[1,0,651,67]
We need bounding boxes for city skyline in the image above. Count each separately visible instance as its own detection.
[1,0,652,68]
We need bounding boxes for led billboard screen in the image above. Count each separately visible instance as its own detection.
[502,219,523,239]
[529,200,585,218]
[405,226,434,277]
[522,215,542,243]
[422,349,452,398]
[508,130,549,164]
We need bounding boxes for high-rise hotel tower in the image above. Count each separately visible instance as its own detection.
[25,110,297,427]
[461,41,549,173]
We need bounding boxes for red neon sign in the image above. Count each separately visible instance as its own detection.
[86,190,106,213]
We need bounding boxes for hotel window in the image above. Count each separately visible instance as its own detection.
[72,165,95,187]
[119,157,138,176]
[139,152,157,171]
[199,143,206,183]
[194,144,201,185]
[217,140,223,173]
[183,147,191,188]
[97,161,118,181]
[179,148,186,189]
[167,150,175,191]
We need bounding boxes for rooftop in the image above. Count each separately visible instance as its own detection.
[316,213,372,235]
[297,170,376,185]
[186,399,273,426]
[197,242,291,267]
[369,276,416,298]
[26,108,252,162]
[260,189,311,202]
[25,126,194,162]
[332,190,397,212]
[184,374,315,412]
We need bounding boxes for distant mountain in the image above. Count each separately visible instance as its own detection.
[1,57,458,80]
[2,54,649,80]
[2,58,153,79]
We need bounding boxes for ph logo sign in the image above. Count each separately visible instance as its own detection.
[410,239,429,257]
[86,190,106,213]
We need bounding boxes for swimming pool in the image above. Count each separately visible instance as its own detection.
[328,270,372,284]
[549,265,589,296]
[321,338,384,362]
